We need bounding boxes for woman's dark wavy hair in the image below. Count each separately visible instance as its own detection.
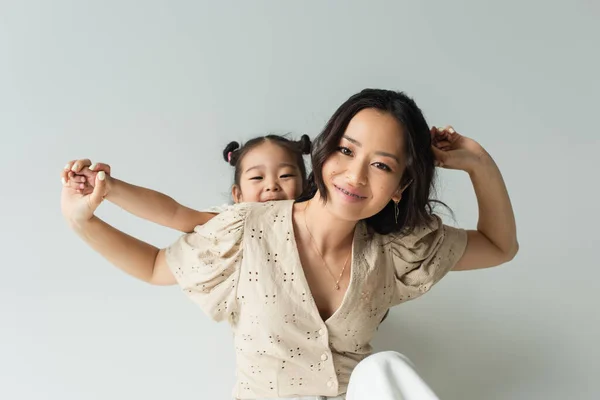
[300,89,447,235]
[223,134,312,190]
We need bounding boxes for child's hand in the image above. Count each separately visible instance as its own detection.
[66,168,95,195]
[431,126,488,173]
[61,160,113,196]
[60,160,110,226]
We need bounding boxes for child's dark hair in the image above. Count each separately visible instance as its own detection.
[222,134,312,189]
[300,89,449,235]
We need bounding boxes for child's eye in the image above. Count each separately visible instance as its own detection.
[249,176,263,181]
[373,162,391,172]
[338,146,353,156]
[280,174,296,179]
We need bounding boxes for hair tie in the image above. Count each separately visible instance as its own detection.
[227,151,233,162]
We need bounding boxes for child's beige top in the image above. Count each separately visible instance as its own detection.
[166,200,467,399]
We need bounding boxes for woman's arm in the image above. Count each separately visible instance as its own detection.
[71,215,175,285]
[431,126,518,271]
[61,165,210,285]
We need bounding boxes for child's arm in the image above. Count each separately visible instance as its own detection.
[66,159,215,233]
[431,126,519,271]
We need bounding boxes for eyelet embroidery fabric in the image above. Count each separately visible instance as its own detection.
[165,200,467,399]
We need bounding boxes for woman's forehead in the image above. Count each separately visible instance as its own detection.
[344,109,405,154]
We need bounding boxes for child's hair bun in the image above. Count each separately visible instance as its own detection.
[223,141,241,165]
[298,134,312,155]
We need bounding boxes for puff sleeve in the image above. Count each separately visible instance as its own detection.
[165,203,251,321]
[387,216,468,305]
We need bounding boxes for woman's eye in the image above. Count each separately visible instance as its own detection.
[338,146,353,156]
[373,162,391,172]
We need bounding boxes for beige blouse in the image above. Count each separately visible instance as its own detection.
[166,200,467,399]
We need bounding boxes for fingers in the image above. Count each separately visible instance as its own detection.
[441,125,455,134]
[431,126,454,162]
[89,171,108,207]
[431,127,450,150]
[70,176,94,194]
[89,162,111,175]
[61,158,96,186]
[63,160,77,171]
[65,172,90,192]
[70,159,92,173]
[439,125,460,142]
[432,125,456,135]
[61,160,78,186]
[76,167,98,183]
[67,173,87,184]
[431,145,447,168]
[61,169,69,186]
[431,126,461,150]
[434,140,452,150]
[431,126,447,142]
[60,159,111,191]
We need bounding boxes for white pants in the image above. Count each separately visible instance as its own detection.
[346,351,439,400]
[256,351,439,400]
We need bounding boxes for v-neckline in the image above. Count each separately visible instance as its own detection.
[286,200,358,325]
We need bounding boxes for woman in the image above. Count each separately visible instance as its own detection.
[60,89,517,399]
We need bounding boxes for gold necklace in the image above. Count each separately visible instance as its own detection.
[303,201,351,290]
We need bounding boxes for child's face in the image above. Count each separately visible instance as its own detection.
[320,108,406,221]
[232,141,303,203]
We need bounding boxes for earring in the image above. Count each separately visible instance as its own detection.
[394,200,399,224]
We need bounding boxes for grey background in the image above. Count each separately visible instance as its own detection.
[1,1,598,399]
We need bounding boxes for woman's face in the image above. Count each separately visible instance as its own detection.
[321,108,406,221]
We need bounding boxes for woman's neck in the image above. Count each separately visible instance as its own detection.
[299,192,357,254]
